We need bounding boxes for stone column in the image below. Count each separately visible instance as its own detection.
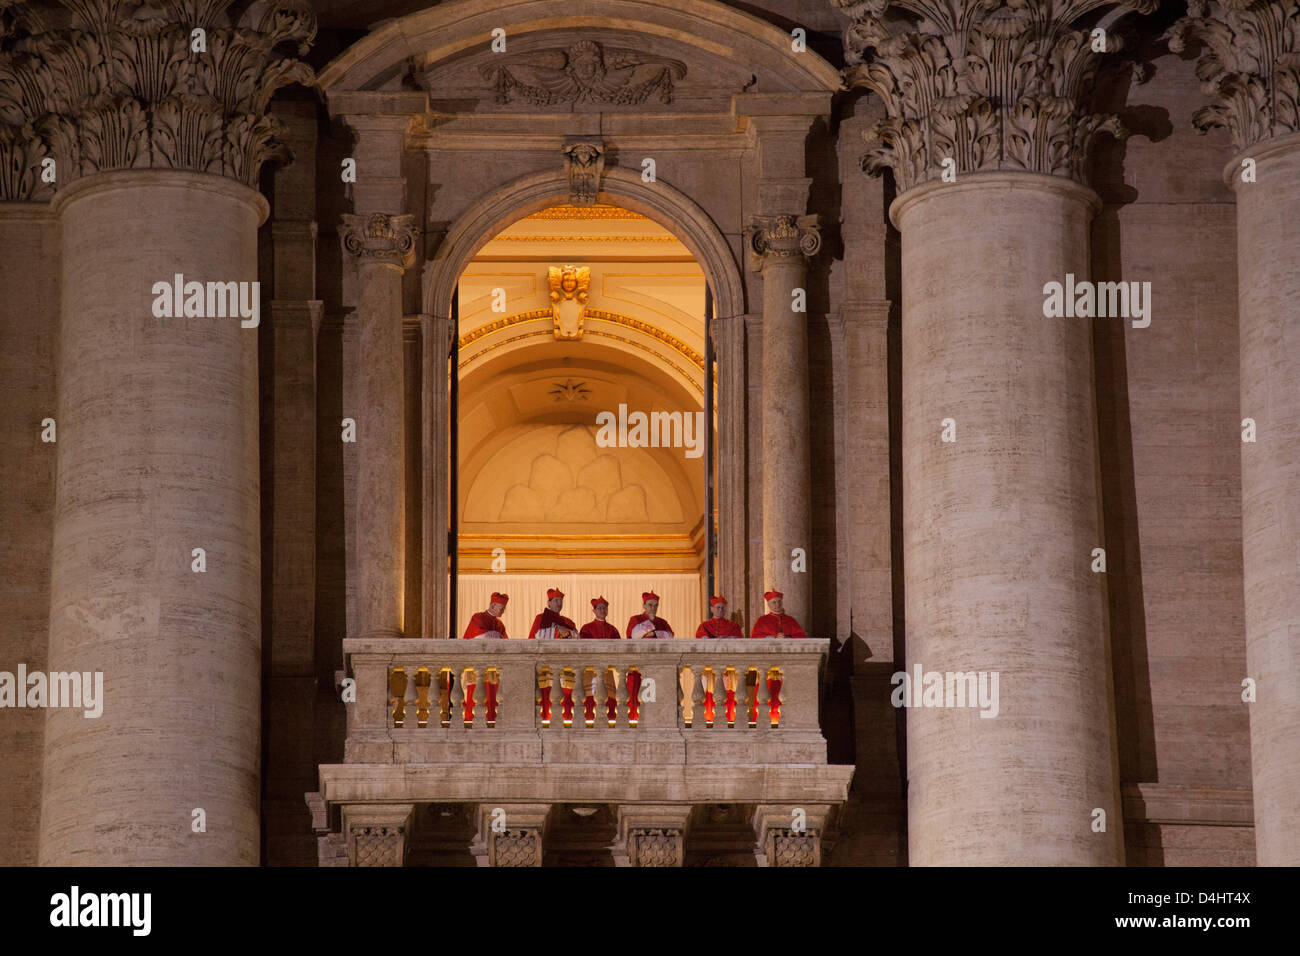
[747,215,821,625]
[1172,1,1300,866]
[0,0,315,865]
[340,214,416,640]
[421,312,454,639]
[752,804,830,867]
[839,0,1154,865]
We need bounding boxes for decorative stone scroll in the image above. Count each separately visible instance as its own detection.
[745,214,822,271]
[340,212,417,269]
[830,0,1158,191]
[1169,0,1300,151]
[0,0,316,200]
[481,40,686,106]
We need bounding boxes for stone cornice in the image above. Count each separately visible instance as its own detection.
[0,0,315,201]
[746,214,822,271]
[341,212,417,270]
[1169,0,1300,152]
[831,0,1157,192]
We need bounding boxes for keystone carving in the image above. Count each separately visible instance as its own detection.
[0,0,315,200]
[1169,1,1300,151]
[563,139,605,205]
[831,0,1158,192]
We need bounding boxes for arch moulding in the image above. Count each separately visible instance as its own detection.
[423,165,746,322]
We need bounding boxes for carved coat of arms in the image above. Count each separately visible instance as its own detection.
[548,265,590,340]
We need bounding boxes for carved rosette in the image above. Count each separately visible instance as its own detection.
[0,0,315,200]
[831,0,1158,192]
[340,212,417,270]
[1169,1,1300,151]
[746,214,822,272]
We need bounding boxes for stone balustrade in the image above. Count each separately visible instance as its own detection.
[312,636,852,866]
[342,637,830,766]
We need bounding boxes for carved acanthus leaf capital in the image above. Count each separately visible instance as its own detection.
[341,213,417,269]
[1169,0,1300,151]
[0,0,316,200]
[746,214,822,271]
[831,0,1158,192]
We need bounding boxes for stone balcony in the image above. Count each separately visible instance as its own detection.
[308,638,853,867]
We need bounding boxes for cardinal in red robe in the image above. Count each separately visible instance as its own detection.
[461,593,509,639]
[627,591,674,639]
[695,595,745,638]
[749,589,807,638]
[528,588,578,640]
[580,596,622,640]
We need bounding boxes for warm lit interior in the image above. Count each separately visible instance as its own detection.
[455,203,710,638]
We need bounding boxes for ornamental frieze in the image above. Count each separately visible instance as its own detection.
[831,0,1157,191]
[0,0,315,200]
[1169,0,1300,151]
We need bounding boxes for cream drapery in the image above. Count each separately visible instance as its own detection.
[455,573,701,640]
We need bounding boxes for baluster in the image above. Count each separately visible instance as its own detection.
[766,666,783,727]
[389,667,408,728]
[679,666,696,728]
[745,667,760,728]
[626,666,642,727]
[461,666,478,727]
[485,666,501,727]
[538,666,554,727]
[604,666,620,727]
[701,666,717,728]
[582,666,598,727]
[560,666,577,727]
[722,665,738,727]
[413,667,432,728]
[438,667,453,728]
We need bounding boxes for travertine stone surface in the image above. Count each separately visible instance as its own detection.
[340,213,415,640]
[1230,134,1300,866]
[41,171,266,865]
[894,173,1119,866]
[750,215,821,624]
[0,205,59,866]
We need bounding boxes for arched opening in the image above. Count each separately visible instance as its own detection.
[451,202,716,640]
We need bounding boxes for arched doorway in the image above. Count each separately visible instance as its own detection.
[451,201,714,639]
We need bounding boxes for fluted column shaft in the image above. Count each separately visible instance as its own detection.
[1232,135,1300,863]
[41,171,266,865]
[750,215,820,625]
[342,214,414,640]
[896,175,1117,865]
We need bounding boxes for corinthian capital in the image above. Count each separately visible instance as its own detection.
[746,214,822,271]
[0,0,316,201]
[341,213,417,269]
[1169,1,1300,151]
[831,0,1157,192]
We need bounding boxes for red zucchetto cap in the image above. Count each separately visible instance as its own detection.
[642,591,659,602]
[547,588,564,599]
[709,595,727,607]
[490,592,509,605]
[764,590,783,601]
[591,596,608,608]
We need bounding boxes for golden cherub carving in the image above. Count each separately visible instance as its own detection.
[548,264,590,340]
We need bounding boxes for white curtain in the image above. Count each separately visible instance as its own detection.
[456,573,701,640]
